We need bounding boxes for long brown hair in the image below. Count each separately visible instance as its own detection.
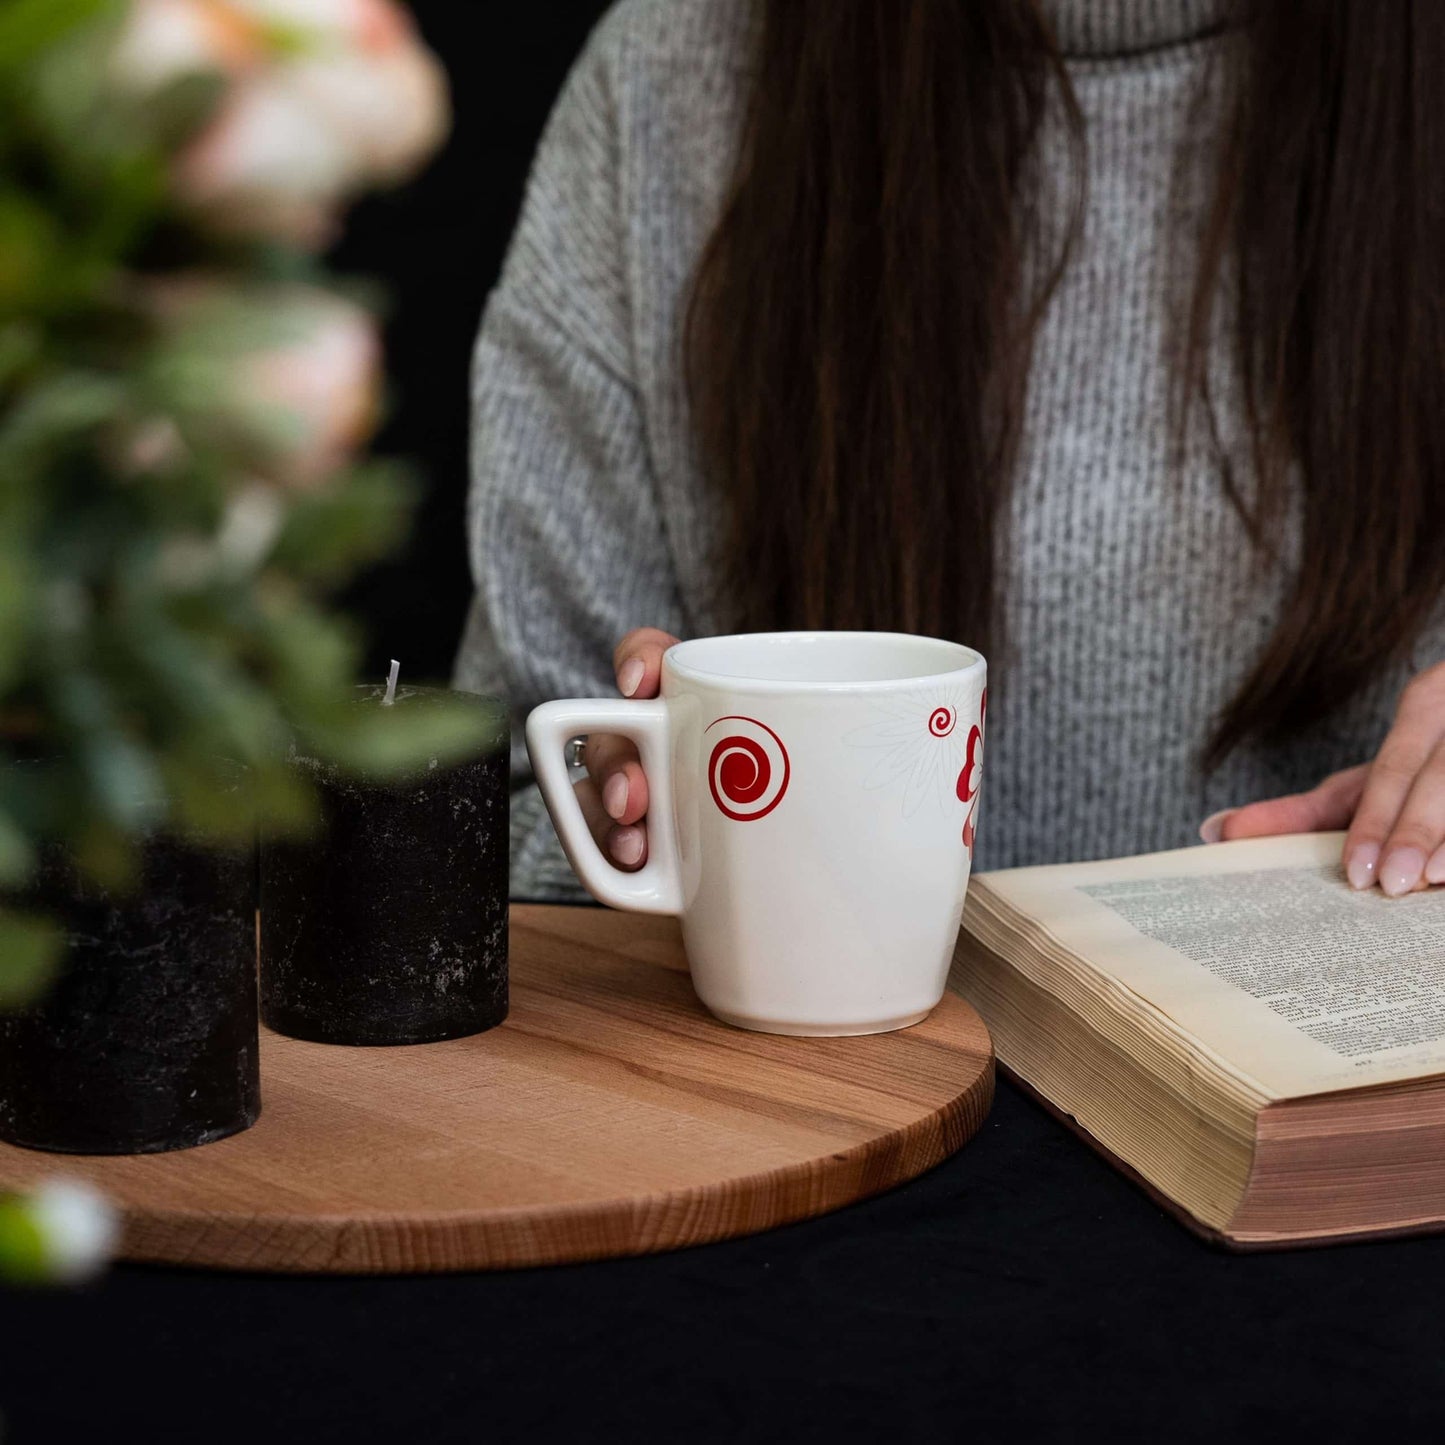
[684,0,1445,765]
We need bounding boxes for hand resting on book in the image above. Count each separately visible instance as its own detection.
[1205,661,1445,900]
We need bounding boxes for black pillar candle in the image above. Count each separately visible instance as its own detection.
[0,834,260,1155]
[260,684,509,1046]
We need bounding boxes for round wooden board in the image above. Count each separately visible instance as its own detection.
[0,906,994,1273]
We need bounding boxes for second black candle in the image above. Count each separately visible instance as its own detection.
[260,683,509,1046]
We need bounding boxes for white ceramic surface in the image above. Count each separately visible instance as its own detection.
[526,631,987,1036]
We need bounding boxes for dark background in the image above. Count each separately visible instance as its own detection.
[10,1080,1445,1441]
[334,0,613,685]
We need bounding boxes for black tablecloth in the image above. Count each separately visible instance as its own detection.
[6,1075,1444,1441]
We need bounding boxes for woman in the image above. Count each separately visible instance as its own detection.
[455,0,1445,902]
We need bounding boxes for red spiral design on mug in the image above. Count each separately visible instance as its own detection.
[706,716,790,822]
[928,706,956,738]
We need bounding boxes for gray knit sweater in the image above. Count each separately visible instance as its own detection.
[455,0,1439,902]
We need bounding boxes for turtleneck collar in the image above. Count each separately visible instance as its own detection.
[1035,0,1237,59]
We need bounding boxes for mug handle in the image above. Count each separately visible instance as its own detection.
[525,698,684,914]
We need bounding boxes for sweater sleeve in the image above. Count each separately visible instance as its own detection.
[453,9,688,902]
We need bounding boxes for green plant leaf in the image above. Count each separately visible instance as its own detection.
[68,819,136,892]
[246,761,320,837]
[133,71,226,151]
[310,692,505,778]
[258,597,360,707]
[0,192,64,316]
[0,542,34,690]
[73,146,166,268]
[0,319,38,381]
[0,372,128,479]
[268,465,417,583]
[0,1198,47,1283]
[0,321,40,387]
[47,673,164,831]
[0,906,63,1007]
[0,0,110,76]
[0,807,35,888]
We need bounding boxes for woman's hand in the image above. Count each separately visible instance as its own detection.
[572,628,680,870]
[1202,663,1445,896]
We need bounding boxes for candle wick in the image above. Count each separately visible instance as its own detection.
[382,659,400,706]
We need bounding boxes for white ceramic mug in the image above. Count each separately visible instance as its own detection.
[526,631,987,1036]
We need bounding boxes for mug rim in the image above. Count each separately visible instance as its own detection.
[663,630,985,695]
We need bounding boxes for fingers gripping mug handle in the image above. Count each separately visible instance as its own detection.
[525,698,683,914]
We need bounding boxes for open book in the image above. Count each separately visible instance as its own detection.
[950,833,1445,1248]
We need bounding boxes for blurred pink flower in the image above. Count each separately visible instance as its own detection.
[168,0,449,246]
[174,74,355,247]
[147,277,382,486]
[231,0,409,47]
[283,42,450,182]
[109,0,263,93]
[241,287,383,487]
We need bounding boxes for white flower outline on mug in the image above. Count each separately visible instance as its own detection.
[843,688,971,819]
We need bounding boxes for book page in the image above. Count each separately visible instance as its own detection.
[972,833,1445,1099]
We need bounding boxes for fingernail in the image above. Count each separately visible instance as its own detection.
[618,658,645,697]
[1346,842,1380,891]
[1426,845,1445,886]
[1199,809,1236,844]
[602,772,629,821]
[610,826,644,866]
[1380,846,1427,898]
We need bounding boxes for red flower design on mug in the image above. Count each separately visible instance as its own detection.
[955,688,987,857]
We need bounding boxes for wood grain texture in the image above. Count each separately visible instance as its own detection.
[0,906,993,1273]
